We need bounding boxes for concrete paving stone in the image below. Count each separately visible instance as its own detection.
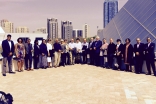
[0,64,156,104]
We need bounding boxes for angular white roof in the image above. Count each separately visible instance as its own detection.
[0,27,5,33]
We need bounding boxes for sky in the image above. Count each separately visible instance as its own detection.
[0,0,128,37]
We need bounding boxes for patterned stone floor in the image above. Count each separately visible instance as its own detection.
[0,64,156,104]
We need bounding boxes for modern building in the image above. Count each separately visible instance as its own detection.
[0,26,5,33]
[33,27,46,34]
[77,30,83,38]
[0,19,14,33]
[83,24,89,38]
[97,29,104,38]
[15,27,29,33]
[99,0,156,50]
[103,0,118,28]
[61,21,73,41]
[72,30,77,39]
[47,18,58,39]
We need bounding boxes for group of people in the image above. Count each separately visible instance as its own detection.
[1,34,156,77]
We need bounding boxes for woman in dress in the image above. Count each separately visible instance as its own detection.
[123,38,133,72]
[100,38,108,68]
[34,40,40,69]
[40,39,48,69]
[15,38,25,72]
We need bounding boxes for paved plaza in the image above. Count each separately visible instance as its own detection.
[0,64,156,104]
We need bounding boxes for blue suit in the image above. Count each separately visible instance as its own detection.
[93,40,102,66]
[1,40,14,57]
[1,39,15,74]
[145,42,156,75]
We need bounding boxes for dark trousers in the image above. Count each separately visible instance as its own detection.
[95,53,100,66]
[82,51,87,64]
[75,53,82,64]
[89,50,94,65]
[135,56,143,73]
[61,53,66,66]
[107,54,114,68]
[34,55,39,69]
[25,54,32,69]
[100,56,104,67]
[66,52,70,65]
[146,58,156,75]
[116,56,122,70]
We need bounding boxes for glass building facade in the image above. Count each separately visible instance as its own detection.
[103,0,118,28]
[100,0,156,50]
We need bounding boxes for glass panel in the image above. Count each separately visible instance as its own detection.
[143,11,156,28]
[152,28,156,36]
[139,5,156,23]
[147,20,156,31]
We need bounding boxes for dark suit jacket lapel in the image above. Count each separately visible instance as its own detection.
[6,40,11,52]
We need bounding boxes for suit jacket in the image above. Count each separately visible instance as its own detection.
[54,43,61,52]
[24,43,33,55]
[107,43,116,55]
[93,40,102,54]
[34,44,40,57]
[134,43,144,58]
[145,42,155,59]
[40,43,48,56]
[115,43,124,56]
[1,40,14,57]
[88,41,93,49]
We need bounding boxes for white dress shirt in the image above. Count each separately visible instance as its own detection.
[47,43,52,51]
[69,42,75,49]
[8,41,11,50]
[82,42,89,49]
[137,43,140,48]
[148,42,151,47]
[75,42,82,53]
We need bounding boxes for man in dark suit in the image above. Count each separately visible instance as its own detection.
[24,38,33,71]
[88,38,94,65]
[145,37,156,76]
[1,34,15,76]
[93,36,102,66]
[115,39,124,70]
[134,38,144,74]
[107,38,116,69]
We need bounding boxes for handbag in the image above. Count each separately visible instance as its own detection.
[120,59,126,71]
[47,57,51,62]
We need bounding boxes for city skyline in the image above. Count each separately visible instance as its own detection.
[0,0,128,37]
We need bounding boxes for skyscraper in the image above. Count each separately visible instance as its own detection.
[61,21,73,41]
[0,19,14,33]
[103,0,118,28]
[72,30,77,39]
[15,27,29,33]
[47,18,58,39]
[83,24,89,38]
[77,30,83,38]
[99,0,156,51]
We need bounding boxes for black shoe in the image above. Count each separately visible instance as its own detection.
[9,71,15,74]
[2,74,6,76]
[106,67,110,69]
[146,73,151,75]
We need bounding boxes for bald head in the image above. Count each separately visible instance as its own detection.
[110,38,113,43]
